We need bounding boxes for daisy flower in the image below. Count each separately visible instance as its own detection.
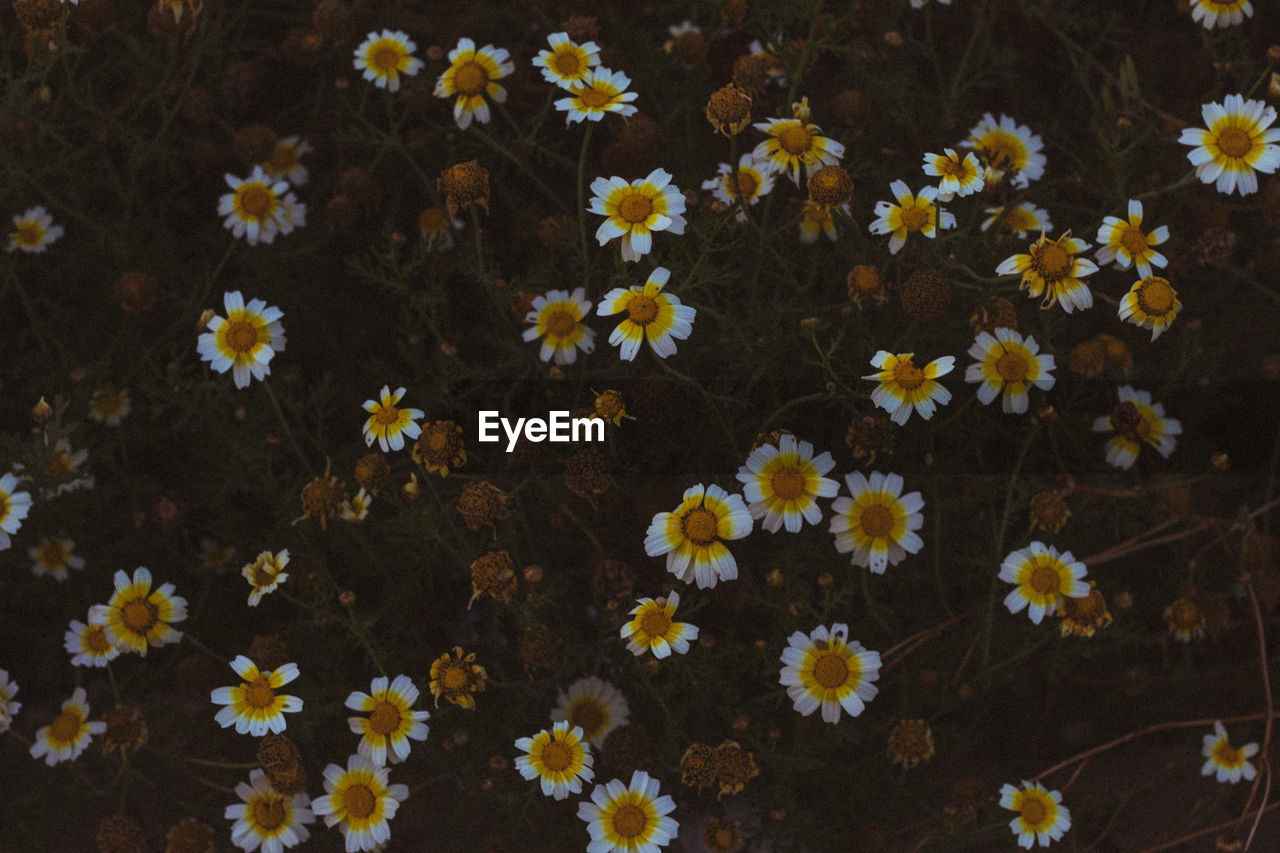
[277,192,306,236]
[29,536,84,581]
[1095,199,1169,278]
[1092,386,1182,470]
[964,328,1056,414]
[736,435,838,534]
[982,202,1053,238]
[341,488,372,522]
[799,200,844,243]
[89,567,187,655]
[219,168,291,245]
[999,542,1089,625]
[702,154,775,220]
[577,770,679,853]
[362,386,423,452]
[515,721,594,801]
[1166,597,1206,643]
[523,288,596,365]
[533,31,599,88]
[7,205,64,253]
[589,169,687,263]
[996,231,1098,313]
[752,117,845,184]
[597,266,696,361]
[242,549,289,607]
[863,351,955,426]
[434,37,514,130]
[555,68,638,124]
[64,618,119,667]
[1119,275,1182,341]
[0,670,19,733]
[922,148,984,200]
[779,623,881,724]
[1180,93,1280,196]
[226,768,315,853]
[197,290,286,389]
[868,181,954,255]
[1000,781,1071,849]
[39,438,94,498]
[551,676,629,748]
[346,675,430,768]
[1190,0,1254,30]
[829,471,924,574]
[353,29,422,93]
[1058,581,1112,638]
[312,753,408,853]
[428,647,487,710]
[261,136,312,186]
[621,591,698,659]
[1201,720,1258,783]
[211,656,303,736]
[0,472,33,551]
[967,113,1046,189]
[88,386,131,426]
[644,483,753,589]
[30,687,105,766]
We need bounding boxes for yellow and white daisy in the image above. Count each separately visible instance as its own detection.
[996,231,1097,313]
[1095,199,1169,278]
[88,386,131,426]
[1092,386,1181,470]
[0,670,19,733]
[64,618,119,667]
[1118,275,1182,341]
[341,487,372,523]
[999,542,1089,625]
[523,287,596,364]
[868,180,955,255]
[964,328,1056,414]
[38,438,94,498]
[779,623,881,724]
[219,167,291,245]
[353,29,423,93]
[922,148,984,201]
[211,657,302,737]
[89,567,187,655]
[197,290,286,389]
[702,154,775,221]
[346,675,430,768]
[982,202,1053,239]
[1201,720,1259,783]
[276,192,306,237]
[261,135,312,186]
[226,768,315,853]
[417,207,461,252]
[362,386,423,452]
[578,770,679,853]
[829,471,924,574]
[515,721,594,800]
[999,781,1071,849]
[6,205,64,254]
[30,687,105,766]
[736,434,838,534]
[556,68,638,124]
[967,112,1046,189]
[551,676,630,749]
[799,200,845,243]
[1180,93,1280,196]
[589,169,687,263]
[644,483,753,589]
[242,549,289,607]
[29,536,84,581]
[621,591,698,659]
[752,117,845,184]
[1190,0,1254,30]
[428,646,487,710]
[312,753,409,853]
[597,266,696,361]
[434,37,514,130]
[533,31,600,88]
[863,351,955,426]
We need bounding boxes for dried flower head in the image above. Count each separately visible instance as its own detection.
[234,123,279,166]
[713,740,759,797]
[680,742,719,790]
[1165,596,1206,642]
[353,452,390,495]
[257,732,307,795]
[592,389,630,425]
[847,265,888,307]
[429,647,487,709]
[706,84,752,136]
[457,482,510,535]
[413,421,467,477]
[703,818,744,853]
[518,625,563,675]
[113,271,158,314]
[970,295,1018,334]
[1060,582,1112,638]
[248,634,289,672]
[97,814,147,853]
[14,0,61,36]
[296,458,347,530]
[439,160,490,218]
[469,550,517,607]
[563,446,615,507]
[601,723,652,778]
[591,557,635,607]
[101,705,148,755]
[731,53,772,96]
[1029,490,1071,534]
[886,719,936,768]
[164,817,214,853]
[808,164,854,209]
[900,269,952,322]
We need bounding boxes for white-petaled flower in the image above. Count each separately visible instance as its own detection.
[211,656,303,736]
[1118,275,1182,341]
[0,670,19,734]
[922,148,983,200]
[89,567,187,655]
[1095,199,1169,278]
[1091,386,1182,470]
[967,113,1046,189]
[1190,0,1254,31]
[868,180,954,254]
[736,434,838,534]
[577,770,679,853]
[752,117,845,184]
[779,623,881,723]
[262,136,313,186]
[982,202,1053,238]
[64,618,120,668]
[863,351,955,425]
[996,231,1097,313]
[515,721,594,801]
[533,31,600,88]
[7,205,64,254]
[702,154,775,221]
[353,29,423,92]
[341,488,372,523]
[1179,93,1280,196]
[555,67,638,124]
[345,675,430,767]
[1201,720,1259,783]
[38,438,94,499]
[434,38,514,130]
[589,169,687,263]
[999,542,1089,625]
[644,484,753,589]
[29,536,83,581]
[621,591,698,658]
[800,200,845,243]
[242,549,290,607]
[829,471,924,574]
[362,386,423,452]
[551,676,629,749]
[1000,781,1071,849]
[219,167,291,245]
[226,768,315,853]
[523,288,596,364]
[197,290,286,389]
[312,753,409,853]
[964,328,1056,414]
[88,387,131,426]
[597,267,695,362]
[30,687,105,766]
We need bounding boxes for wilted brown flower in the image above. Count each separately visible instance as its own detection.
[258,732,307,795]
[1192,226,1236,268]
[970,295,1018,334]
[602,722,652,778]
[311,0,354,44]
[296,459,347,530]
[248,634,289,672]
[15,0,62,36]
[457,482,511,534]
[731,53,776,96]
[752,427,794,451]
[518,624,562,675]
[234,123,278,166]
[846,414,895,465]
[1165,596,1206,643]
[439,160,490,218]
[886,719,935,768]
[1060,582,1112,638]
[113,271,158,314]
[601,112,666,174]
[353,452,390,495]
[680,742,718,790]
[165,817,214,853]
[847,265,888,307]
[428,647,487,709]
[706,84,752,136]
[667,27,708,66]
[591,557,635,608]
[713,740,759,797]
[414,421,467,477]
[808,164,854,209]
[703,818,744,853]
[900,269,952,322]
[1029,490,1070,533]
[97,814,146,853]
[832,88,872,126]
[469,550,517,607]
[102,705,147,755]
[564,446,615,507]
[592,389,629,425]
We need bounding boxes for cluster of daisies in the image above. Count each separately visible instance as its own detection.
[218,137,310,246]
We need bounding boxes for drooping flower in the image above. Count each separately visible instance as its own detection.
[1118,275,1182,341]
[555,68,638,124]
[242,549,290,607]
[211,656,303,736]
[1091,386,1181,470]
[7,205,64,253]
[799,200,845,243]
[621,591,698,658]
[1201,720,1258,783]
[752,118,845,183]
[829,471,924,574]
[1058,582,1112,638]
[312,753,409,853]
[779,623,881,723]
[353,29,423,93]
[361,386,423,452]
[964,328,1056,414]
[345,675,430,767]
[597,266,696,361]
[197,290,286,389]
[514,721,594,800]
[532,31,599,88]
[996,231,1098,313]
[644,484,753,589]
[922,148,984,200]
[999,781,1071,848]
[702,154,774,220]
[523,288,596,365]
[967,112,1046,188]
[999,542,1089,625]
[427,647,486,710]
[982,202,1053,238]
[868,180,954,254]
[225,768,315,853]
[1094,199,1169,278]
[89,567,187,655]
[1179,93,1280,196]
[218,168,292,245]
[735,434,838,534]
[577,770,679,853]
[1190,1,1254,32]
[30,687,105,766]
[589,169,687,263]
[551,676,629,748]
[863,351,955,425]
[434,37,514,130]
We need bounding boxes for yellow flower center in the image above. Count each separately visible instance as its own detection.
[714,828,735,847]
[1213,740,1243,767]
[1119,224,1149,257]
[368,700,401,736]
[0,493,8,520]
[860,503,894,538]
[94,392,124,418]
[540,739,573,772]
[16,225,41,245]
[892,359,925,391]
[442,662,469,690]
[899,203,929,232]
[978,135,1023,172]
[996,350,1029,381]
[577,86,610,108]
[238,185,274,220]
[373,404,401,426]
[1136,277,1175,316]
[612,803,647,839]
[268,145,298,174]
[86,626,112,653]
[454,61,489,97]
[343,783,377,819]
[224,319,260,354]
[639,607,671,639]
[544,308,577,338]
[733,171,759,199]
[254,798,286,830]
[419,207,447,235]
[49,710,81,744]
[1167,599,1201,631]
[38,541,68,566]
[681,507,718,546]
[812,651,849,689]
[121,598,158,634]
[619,193,654,224]
[778,125,813,156]
[1030,240,1071,283]
[999,208,1036,233]
[626,294,660,326]
[1217,126,1252,159]
[1020,795,1048,828]
[244,677,276,709]
[568,698,605,737]
[371,44,402,72]
[770,466,807,501]
[1028,560,1062,595]
[553,51,582,76]
[938,156,969,179]
[252,564,277,588]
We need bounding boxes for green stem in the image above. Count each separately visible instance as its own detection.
[470,204,486,280]
[577,122,595,290]
[262,382,311,471]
